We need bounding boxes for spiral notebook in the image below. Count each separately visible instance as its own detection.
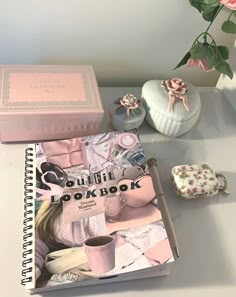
[22,131,176,293]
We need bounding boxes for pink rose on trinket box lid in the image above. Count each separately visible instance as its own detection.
[161,78,190,112]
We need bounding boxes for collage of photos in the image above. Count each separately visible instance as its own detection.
[34,131,174,288]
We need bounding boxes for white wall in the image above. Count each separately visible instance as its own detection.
[0,0,235,86]
[217,40,236,111]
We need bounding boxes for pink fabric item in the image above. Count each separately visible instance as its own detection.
[106,203,161,234]
[144,238,173,264]
[187,57,214,72]
[41,138,83,168]
[220,0,236,10]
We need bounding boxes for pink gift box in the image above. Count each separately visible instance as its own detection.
[0,65,104,142]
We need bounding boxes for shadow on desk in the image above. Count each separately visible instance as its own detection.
[181,88,236,140]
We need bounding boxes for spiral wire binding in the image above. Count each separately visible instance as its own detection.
[21,147,34,285]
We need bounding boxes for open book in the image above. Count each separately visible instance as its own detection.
[22,131,175,293]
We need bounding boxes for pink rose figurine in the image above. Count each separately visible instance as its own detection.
[220,0,236,10]
[161,78,190,112]
[111,93,146,130]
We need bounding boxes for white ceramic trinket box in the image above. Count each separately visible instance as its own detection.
[141,79,201,137]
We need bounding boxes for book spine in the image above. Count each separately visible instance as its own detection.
[21,146,35,285]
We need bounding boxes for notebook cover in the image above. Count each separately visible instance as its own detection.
[22,131,175,292]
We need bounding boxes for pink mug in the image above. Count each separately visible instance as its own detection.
[84,235,115,274]
[105,192,126,222]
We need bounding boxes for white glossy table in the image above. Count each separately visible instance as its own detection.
[1,87,236,297]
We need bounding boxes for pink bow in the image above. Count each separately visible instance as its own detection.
[167,91,190,112]
[161,78,190,112]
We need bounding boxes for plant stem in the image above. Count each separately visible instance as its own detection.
[228,10,236,21]
[192,32,215,45]
[205,5,223,34]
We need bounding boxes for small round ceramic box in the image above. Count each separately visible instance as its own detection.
[141,80,201,137]
[110,95,146,131]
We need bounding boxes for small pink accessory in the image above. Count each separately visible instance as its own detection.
[117,133,138,149]
[161,78,190,112]
[171,164,229,199]
[115,93,141,119]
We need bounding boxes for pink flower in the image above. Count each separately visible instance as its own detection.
[161,78,190,112]
[187,57,214,72]
[189,180,194,185]
[193,187,197,192]
[220,0,236,10]
[120,94,140,109]
[161,78,188,95]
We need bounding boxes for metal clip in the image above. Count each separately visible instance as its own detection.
[216,173,230,194]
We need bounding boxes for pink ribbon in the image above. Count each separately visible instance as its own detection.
[115,94,141,119]
[161,79,190,112]
[167,91,190,112]
[36,171,64,201]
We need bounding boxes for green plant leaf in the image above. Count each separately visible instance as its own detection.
[116,106,126,115]
[202,5,220,22]
[174,51,191,70]
[205,46,217,69]
[114,97,122,104]
[134,108,142,114]
[190,42,208,59]
[217,46,229,60]
[215,60,233,79]
[189,0,220,12]
[131,109,142,117]
[222,20,236,34]
[189,0,203,12]
[200,0,220,4]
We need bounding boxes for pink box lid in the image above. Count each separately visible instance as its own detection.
[0,65,104,115]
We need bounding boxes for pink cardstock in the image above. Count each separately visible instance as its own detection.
[63,197,106,223]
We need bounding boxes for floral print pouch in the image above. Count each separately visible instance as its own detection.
[171,164,228,199]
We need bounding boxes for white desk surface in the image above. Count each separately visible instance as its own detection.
[0,87,236,297]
